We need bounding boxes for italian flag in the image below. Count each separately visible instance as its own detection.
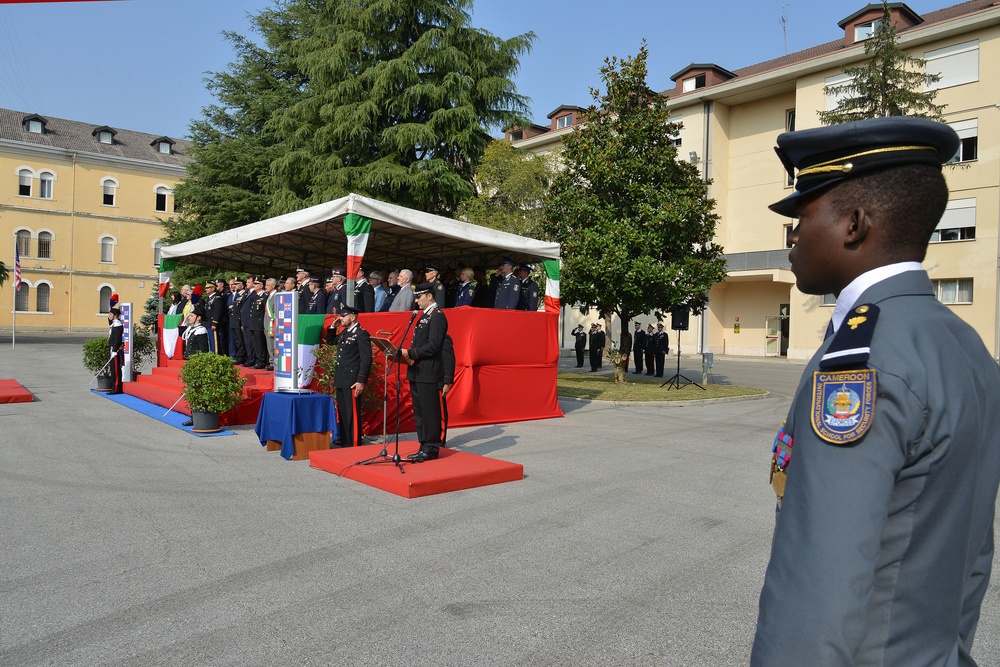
[542,259,560,313]
[344,213,372,278]
[162,314,183,358]
[158,258,178,298]
[297,314,327,386]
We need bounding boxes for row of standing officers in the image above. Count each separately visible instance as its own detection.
[572,321,669,376]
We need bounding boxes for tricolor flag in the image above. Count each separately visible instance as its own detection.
[158,258,178,297]
[344,213,372,279]
[161,313,184,358]
[13,245,21,292]
[542,259,560,313]
[297,314,327,386]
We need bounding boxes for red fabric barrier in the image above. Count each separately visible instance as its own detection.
[358,309,562,435]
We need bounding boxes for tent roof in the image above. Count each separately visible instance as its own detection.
[161,193,559,276]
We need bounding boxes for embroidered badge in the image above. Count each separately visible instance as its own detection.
[811,370,876,444]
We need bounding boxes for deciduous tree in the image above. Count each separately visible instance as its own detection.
[543,43,727,382]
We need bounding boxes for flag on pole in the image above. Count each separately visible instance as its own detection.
[542,259,560,313]
[14,245,22,292]
[344,213,372,279]
[158,258,177,297]
[296,314,327,386]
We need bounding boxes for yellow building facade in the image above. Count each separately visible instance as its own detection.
[512,0,1000,360]
[0,109,190,332]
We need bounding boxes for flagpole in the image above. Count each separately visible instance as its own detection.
[11,243,17,350]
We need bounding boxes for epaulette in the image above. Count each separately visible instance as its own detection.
[819,304,880,370]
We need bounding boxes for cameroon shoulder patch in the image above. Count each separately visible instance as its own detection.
[811,369,876,444]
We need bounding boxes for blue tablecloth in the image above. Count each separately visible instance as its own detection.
[254,391,338,460]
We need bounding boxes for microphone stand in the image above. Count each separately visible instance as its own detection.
[357,309,420,472]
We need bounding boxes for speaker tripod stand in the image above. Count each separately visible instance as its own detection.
[660,331,705,391]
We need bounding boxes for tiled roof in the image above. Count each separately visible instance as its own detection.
[669,0,999,95]
[0,107,192,167]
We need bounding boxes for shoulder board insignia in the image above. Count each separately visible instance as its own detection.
[820,303,880,370]
[811,369,876,444]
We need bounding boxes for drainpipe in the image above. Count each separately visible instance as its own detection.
[68,152,76,332]
[699,100,713,361]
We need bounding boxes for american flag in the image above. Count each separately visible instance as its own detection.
[13,245,21,292]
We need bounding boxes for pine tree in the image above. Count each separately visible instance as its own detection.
[819,1,945,125]
[543,43,727,381]
[267,0,535,216]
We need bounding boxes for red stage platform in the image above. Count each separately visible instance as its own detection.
[309,442,524,498]
[0,379,32,403]
[149,309,564,429]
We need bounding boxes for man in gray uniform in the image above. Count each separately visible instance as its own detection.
[752,117,1000,666]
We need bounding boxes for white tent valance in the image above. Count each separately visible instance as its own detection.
[160,193,559,275]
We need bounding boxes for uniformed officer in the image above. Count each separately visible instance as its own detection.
[424,263,447,309]
[305,276,327,315]
[587,323,600,372]
[327,268,347,316]
[454,267,477,307]
[240,277,259,366]
[206,280,225,354]
[643,324,655,376]
[595,324,606,368]
[182,303,211,358]
[653,323,668,377]
[107,307,124,394]
[248,278,268,369]
[751,117,1000,666]
[295,266,311,315]
[333,303,372,448]
[631,322,645,374]
[493,258,520,310]
[400,282,448,462]
[515,263,539,311]
[228,278,247,364]
[572,324,587,368]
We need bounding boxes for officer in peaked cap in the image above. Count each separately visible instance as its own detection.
[494,257,520,310]
[333,302,372,447]
[400,281,449,462]
[751,117,1000,666]
[424,262,447,309]
[515,263,539,311]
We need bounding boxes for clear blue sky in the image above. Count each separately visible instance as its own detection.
[0,0,949,139]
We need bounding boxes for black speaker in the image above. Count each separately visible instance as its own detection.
[670,306,690,331]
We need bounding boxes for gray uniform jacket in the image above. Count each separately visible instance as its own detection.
[752,270,1000,666]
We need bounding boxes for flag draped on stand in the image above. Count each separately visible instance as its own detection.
[344,213,372,279]
[297,314,327,386]
[158,258,178,298]
[542,259,560,313]
[161,314,183,358]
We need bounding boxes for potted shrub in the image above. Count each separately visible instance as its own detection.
[178,352,246,432]
[83,337,114,391]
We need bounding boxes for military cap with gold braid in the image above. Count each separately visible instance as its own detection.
[770,116,959,218]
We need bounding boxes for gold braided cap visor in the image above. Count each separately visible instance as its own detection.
[795,144,939,178]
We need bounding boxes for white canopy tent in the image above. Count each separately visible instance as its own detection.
[160,193,560,276]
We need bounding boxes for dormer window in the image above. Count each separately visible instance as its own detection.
[683,74,707,93]
[855,19,883,42]
[510,130,523,141]
[23,114,47,134]
[150,136,175,155]
[556,115,572,129]
[99,132,112,144]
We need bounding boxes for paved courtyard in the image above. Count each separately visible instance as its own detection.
[2,333,999,666]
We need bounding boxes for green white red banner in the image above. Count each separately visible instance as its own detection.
[541,259,560,313]
[344,213,372,279]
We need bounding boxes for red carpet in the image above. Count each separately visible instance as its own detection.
[126,360,271,425]
[309,442,524,498]
[0,379,32,403]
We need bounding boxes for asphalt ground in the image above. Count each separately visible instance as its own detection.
[2,333,999,666]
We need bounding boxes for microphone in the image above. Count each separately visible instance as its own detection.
[407,309,419,326]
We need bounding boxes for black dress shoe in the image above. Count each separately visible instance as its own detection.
[181,419,194,426]
[407,450,439,463]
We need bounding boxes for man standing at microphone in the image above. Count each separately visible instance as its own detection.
[400,282,448,462]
